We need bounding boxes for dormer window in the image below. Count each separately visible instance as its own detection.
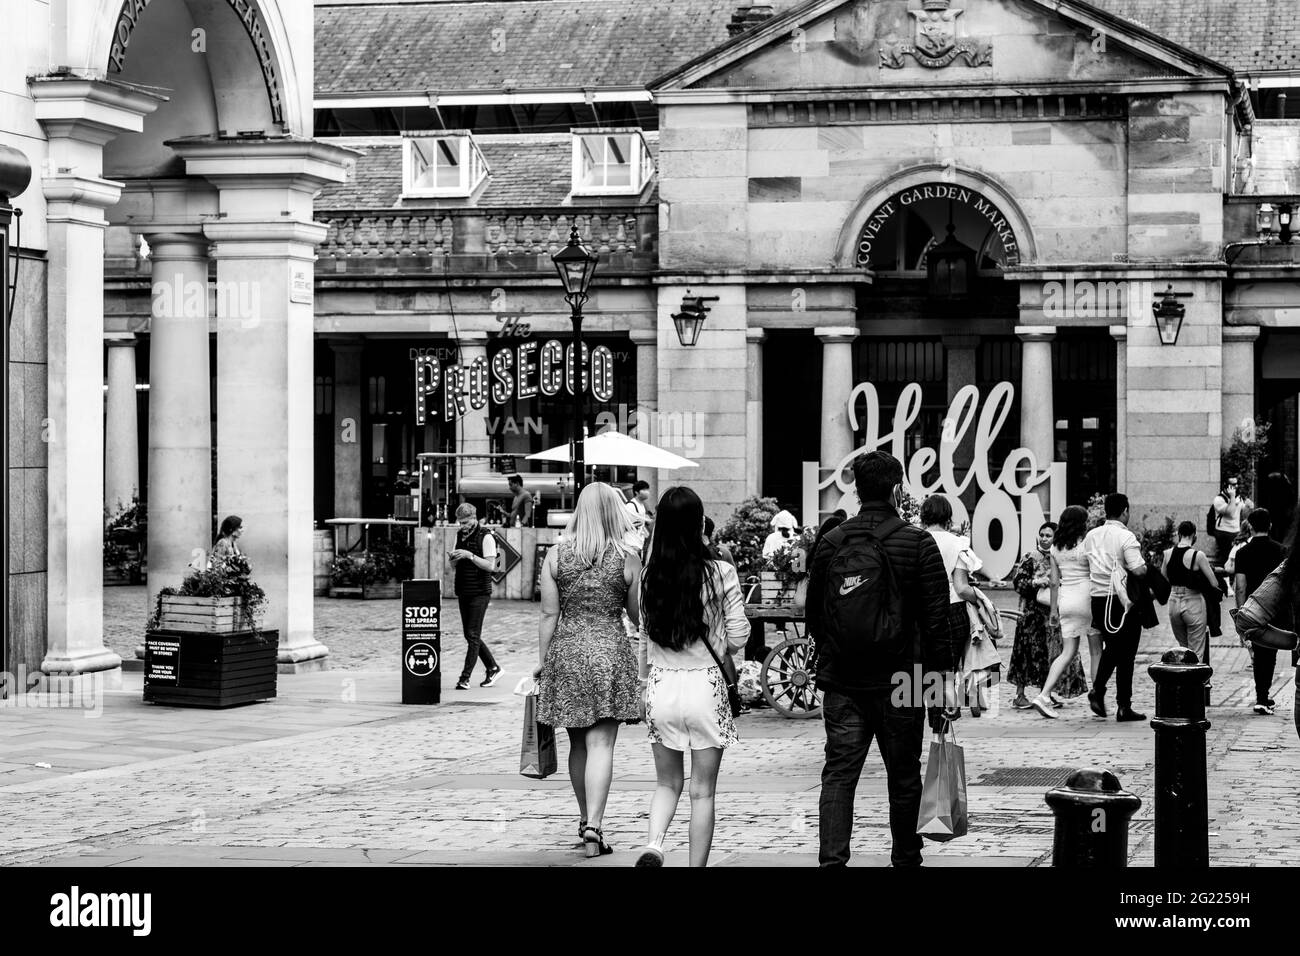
[572,128,653,196]
[402,132,488,198]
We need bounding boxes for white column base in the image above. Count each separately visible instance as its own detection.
[277,640,331,674]
[40,647,123,676]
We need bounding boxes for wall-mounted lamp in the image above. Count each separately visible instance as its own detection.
[672,291,719,347]
[0,143,33,327]
[1152,284,1190,346]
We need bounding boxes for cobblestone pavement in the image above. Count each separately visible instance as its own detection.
[1,590,1293,867]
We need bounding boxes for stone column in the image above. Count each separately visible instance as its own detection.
[629,328,660,503]
[32,77,162,682]
[330,339,365,550]
[1111,325,1128,493]
[1016,326,1056,507]
[139,232,213,613]
[816,327,859,515]
[943,334,981,512]
[745,328,766,499]
[457,331,492,475]
[104,335,140,515]
[176,138,353,672]
[1221,326,1260,451]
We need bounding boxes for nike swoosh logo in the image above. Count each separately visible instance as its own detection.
[839,579,869,596]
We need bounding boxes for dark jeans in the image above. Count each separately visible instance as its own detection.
[457,593,496,681]
[1253,646,1278,705]
[1091,596,1142,710]
[819,687,926,867]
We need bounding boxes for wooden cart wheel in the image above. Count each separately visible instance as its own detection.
[761,636,822,719]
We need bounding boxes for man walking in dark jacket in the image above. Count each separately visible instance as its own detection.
[807,451,958,867]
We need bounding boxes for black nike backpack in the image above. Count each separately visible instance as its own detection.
[820,517,908,674]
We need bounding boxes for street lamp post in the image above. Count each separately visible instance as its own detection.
[551,226,599,494]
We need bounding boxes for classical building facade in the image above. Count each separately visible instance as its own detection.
[4,0,352,682]
[6,0,1300,678]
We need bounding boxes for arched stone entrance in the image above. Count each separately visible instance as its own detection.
[30,0,352,681]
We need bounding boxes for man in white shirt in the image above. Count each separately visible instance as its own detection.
[625,480,652,551]
[763,509,800,558]
[1082,493,1148,722]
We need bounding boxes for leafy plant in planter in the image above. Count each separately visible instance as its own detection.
[328,537,414,589]
[103,497,146,581]
[148,554,269,637]
[763,527,816,587]
[719,496,780,578]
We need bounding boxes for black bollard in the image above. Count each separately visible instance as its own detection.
[1149,647,1213,868]
[1044,768,1142,866]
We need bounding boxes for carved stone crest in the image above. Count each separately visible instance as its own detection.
[881,0,992,69]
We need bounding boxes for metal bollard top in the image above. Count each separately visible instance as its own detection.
[1158,648,1199,666]
[1062,768,1123,793]
[1044,766,1142,812]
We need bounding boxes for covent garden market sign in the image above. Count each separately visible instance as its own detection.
[855,183,1022,269]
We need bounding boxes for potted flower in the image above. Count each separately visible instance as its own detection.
[760,527,816,608]
[149,553,268,633]
[144,553,276,708]
[103,498,146,586]
[328,536,413,600]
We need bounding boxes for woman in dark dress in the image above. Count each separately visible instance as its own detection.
[1009,521,1086,706]
[1008,522,1053,708]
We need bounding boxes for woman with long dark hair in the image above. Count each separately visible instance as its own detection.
[1032,505,1094,718]
[633,487,749,867]
[209,515,244,566]
[1233,506,1300,740]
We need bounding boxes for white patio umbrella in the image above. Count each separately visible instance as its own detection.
[526,430,698,470]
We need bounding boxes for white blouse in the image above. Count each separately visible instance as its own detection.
[637,560,750,673]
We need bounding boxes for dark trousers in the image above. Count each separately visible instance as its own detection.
[1253,646,1278,705]
[819,687,925,867]
[457,593,496,681]
[1091,596,1142,710]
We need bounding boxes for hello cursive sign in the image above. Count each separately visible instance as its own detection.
[805,381,1065,581]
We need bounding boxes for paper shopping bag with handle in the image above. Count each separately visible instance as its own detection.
[519,687,557,779]
[917,721,968,842]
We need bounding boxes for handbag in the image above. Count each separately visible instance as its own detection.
[1035,586,1051,608]
[917,719,968,842]
[699,630,743,719]
[519,689,558,779]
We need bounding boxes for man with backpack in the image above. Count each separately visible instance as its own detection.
[806,451,958,867]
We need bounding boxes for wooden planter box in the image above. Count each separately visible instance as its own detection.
[104,566,141,587]
[760,571,797,605]
[158,595,252,633]
[329,581,401,600]
[143,629,278,708]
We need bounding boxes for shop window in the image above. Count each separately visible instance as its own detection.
[368,376,386,415]
[402,132,488,197]
[572,129,653,196]
[314,376,334,416]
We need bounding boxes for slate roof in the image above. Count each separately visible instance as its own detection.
[315,0,1300,97]
[1091,0,1300,75]
[316,0,797,96]
[316,132,658,208]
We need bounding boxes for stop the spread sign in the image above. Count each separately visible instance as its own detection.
[401,580,441,704]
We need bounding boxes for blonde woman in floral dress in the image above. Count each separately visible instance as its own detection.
[534,483,642,858]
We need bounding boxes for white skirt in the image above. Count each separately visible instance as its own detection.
[644,665,739,752]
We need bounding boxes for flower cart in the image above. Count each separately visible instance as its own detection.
[144,555,277,708]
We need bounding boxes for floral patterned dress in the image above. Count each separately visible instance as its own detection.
[1007,550,1053,690]
[537,542,641,729]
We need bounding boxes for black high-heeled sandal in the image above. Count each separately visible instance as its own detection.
[581,825,613,858]
[578,819,587,842]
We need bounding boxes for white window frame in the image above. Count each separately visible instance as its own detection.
[402,131,489,198]
[571,128,653,196]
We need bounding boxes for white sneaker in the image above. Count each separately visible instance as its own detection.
[1030,695,1058,719]
[1252,703,1274,716]
[634,845,665,867]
